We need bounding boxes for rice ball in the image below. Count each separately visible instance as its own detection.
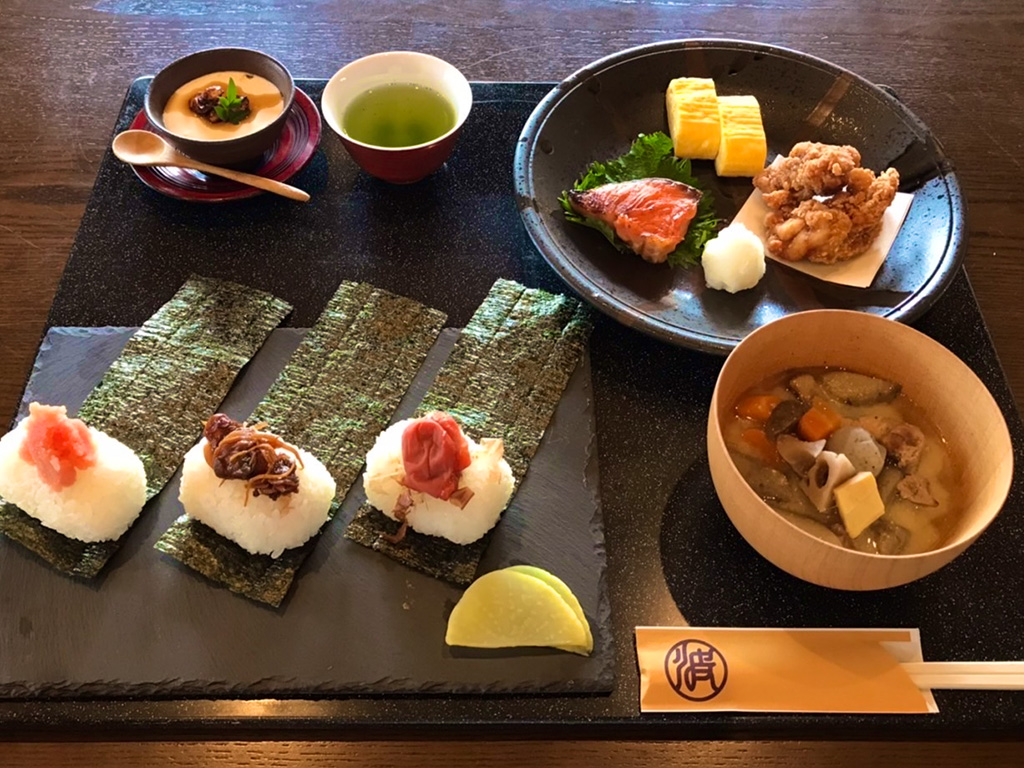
[0,419,146,542]
[363,418,515,545]
[178,439,336,558]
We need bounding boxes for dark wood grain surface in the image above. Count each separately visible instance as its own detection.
[1,0,1022,764]
[3,740,1024,768]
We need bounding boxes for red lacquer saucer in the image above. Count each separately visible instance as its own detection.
[127,87,321,203]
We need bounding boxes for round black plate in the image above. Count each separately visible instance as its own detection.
[513,39,965,354]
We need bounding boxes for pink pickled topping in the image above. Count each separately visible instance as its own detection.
[18,403,96,490]
[400,411,471,500]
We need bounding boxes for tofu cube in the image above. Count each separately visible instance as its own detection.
[715,95,767,177]
[666,77,720,159]
[834,471,886,539]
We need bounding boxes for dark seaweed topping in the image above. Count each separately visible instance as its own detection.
[154,282,448,607]
[345,278,593,586]
[189,85,225,118]
[203,413,243,448]
[203,417,303,500]
[0,276,292,578]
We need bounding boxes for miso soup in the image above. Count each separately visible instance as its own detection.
[724,367,960,556]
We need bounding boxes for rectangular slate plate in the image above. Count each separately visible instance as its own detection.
[2,79,1024,738]
[0,326,612,698]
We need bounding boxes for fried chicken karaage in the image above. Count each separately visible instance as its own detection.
[753,142,900,265]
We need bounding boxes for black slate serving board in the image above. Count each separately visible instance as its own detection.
[1,79,1023,738]
[0,325,612,697]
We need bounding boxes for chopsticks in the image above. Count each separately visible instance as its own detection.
[901,662,1024,690]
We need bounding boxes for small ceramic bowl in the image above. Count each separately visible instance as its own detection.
[707,310,1013,591]
[145,48,295,166]
[322,51,472,184]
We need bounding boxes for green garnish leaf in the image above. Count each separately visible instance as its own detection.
[214,77,250,125]
[558,132,720,267]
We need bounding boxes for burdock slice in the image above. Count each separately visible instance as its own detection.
[345,279,593,586]
[155,282,447,607]
[0,276,292,578]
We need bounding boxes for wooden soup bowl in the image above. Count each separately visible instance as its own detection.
[707,310,1013,590]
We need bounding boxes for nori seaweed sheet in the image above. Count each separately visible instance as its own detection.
[155,282,448,606]
[0,277,292,579]
[345,279,593,586]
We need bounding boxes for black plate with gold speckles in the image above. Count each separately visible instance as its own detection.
[515,39,965,353]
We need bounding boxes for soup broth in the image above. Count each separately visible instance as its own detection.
[724,366,960,556]
[342,83,456,148]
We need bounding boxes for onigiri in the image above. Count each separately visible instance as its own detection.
[363,412,514,545]
[178,414,336,558]
[0,402,147,542]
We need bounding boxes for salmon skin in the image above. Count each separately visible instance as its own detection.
[568,177,702,264]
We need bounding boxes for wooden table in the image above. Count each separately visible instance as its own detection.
[1,0,1022,764]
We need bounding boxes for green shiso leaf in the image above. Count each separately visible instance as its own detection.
[215,77,248,125]
[558,131,719,268]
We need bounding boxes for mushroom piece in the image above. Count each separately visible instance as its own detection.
[801,450,857,512]
[188,85,225,118]
[825,426,887,476]
[732,453,822,520]
[776,434,825,475]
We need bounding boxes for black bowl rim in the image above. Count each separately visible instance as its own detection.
[513,38,967,355]
[143,47,296,147]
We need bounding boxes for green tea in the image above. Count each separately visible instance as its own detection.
[343,83,456,147]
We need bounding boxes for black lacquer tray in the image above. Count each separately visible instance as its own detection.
[1,79,1022,740]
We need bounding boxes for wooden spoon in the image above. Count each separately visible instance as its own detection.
[112,130,310,202]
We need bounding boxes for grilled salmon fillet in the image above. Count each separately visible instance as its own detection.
[568,178,702,263]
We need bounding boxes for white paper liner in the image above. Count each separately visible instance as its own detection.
[731,189,915,289]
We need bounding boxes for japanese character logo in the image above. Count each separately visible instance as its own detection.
[664,639,728,702]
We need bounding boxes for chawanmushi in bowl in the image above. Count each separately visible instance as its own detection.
[706,309,1013,591]
[144,47,295,166]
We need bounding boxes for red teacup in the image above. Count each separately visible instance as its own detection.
[322,52,472,184]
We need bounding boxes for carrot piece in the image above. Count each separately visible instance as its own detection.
[741,428,779,466]
[735,394,782,421]
[797,399,843,442]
